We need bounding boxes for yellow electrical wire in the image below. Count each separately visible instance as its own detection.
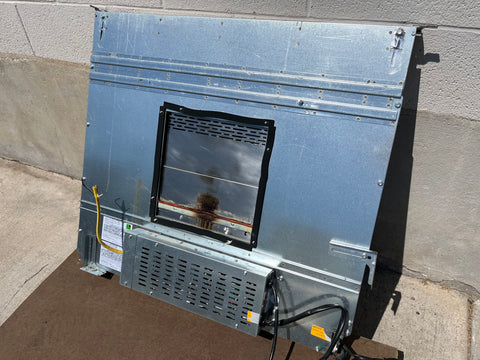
[92,185,123,255]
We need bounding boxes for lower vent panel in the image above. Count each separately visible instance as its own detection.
[120,230,271,336]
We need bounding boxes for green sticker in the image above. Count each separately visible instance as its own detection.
[125,224,132,230]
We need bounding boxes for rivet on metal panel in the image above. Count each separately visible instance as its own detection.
[154,243,159,247]
[243,270,247,276]
[377,180,384,186]
[235,324,238,328]
[278,275,284,281]
[149,291,153,295]
[90,65,94,69]
[78,228,82,232]
[124,281,128,285]
[129,235,133,239]
[315,346,320,352]
[86,122,91,127]
[395,102,401,108]
[297,100,304,106]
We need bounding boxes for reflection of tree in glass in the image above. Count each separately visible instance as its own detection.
[195,193,219,230]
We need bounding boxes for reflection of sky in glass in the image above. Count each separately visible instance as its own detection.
[164,131,264,187]
[158,120,267,226]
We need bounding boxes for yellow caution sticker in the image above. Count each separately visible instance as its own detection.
[311,325,331,342]
[247,311,260,324]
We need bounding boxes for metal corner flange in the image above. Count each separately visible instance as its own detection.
[329,239,377,286]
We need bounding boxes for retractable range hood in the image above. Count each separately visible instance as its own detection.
[78,11,415,355]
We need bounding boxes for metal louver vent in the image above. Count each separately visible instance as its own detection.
[121,231,271,336]
[168,112,268,146]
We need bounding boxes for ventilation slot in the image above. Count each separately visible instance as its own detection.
[168,112,268,146]
[132,243,265,331]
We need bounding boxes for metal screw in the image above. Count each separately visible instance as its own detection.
[128,235,133,239]
[154,243,159,247]
[235,323,238,328]
[78,228,82,232]
[86,122,91,127]
[411,30,416,36]
[90,65,94,69]
[395,28,405,37]
[243,270,247,275]
[395,102,401,108]
[149,291,153,295]
[124,281,128,285]
[362,252,367,258]
[297,99,304,106]
[315,346,320,352]
[377,180,384,186]
[278,275,284,281]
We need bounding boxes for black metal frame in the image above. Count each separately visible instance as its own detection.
[149,102,275,251]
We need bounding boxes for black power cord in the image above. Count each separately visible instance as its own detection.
[268,281,280,360]
[263,280,348,360]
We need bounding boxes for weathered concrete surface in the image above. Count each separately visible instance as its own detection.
[354,267,470,360]
[15,3,95,64]
[163,0,308,17]
[404,112,480,290]
[404,28,480,121]
[0,4,34,56]
[473,301,480,360]
[0,53,88,179]
[308,0,480,28]
[370,109,480,293]
[0,158,80,326]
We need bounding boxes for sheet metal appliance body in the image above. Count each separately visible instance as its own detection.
[78,12,415,350]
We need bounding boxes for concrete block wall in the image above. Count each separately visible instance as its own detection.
[1,1,479,293]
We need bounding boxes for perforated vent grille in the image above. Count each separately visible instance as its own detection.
[168,112,268,146]
[123,234,271,336]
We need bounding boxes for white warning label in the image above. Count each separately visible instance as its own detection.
[99,216,123,272]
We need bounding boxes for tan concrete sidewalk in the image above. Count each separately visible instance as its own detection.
[0,157,474,359]
[0,157,80,325]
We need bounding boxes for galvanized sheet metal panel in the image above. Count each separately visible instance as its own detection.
[79,11,415,350]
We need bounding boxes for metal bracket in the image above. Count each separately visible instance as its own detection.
[391,27,405,49]
[80,263,108,276]
[329,239,377,286]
